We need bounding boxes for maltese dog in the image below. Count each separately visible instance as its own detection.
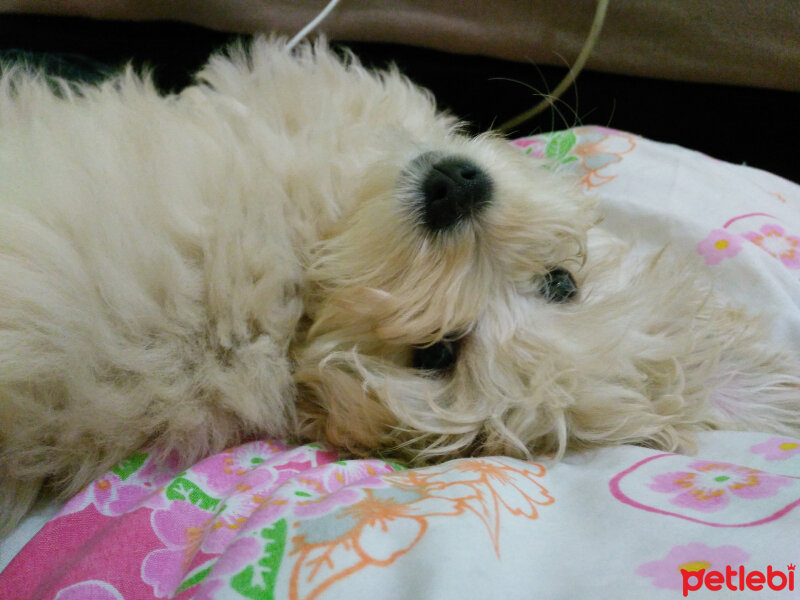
[1,38,798,534]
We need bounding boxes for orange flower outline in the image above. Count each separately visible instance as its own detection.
[287,458,554,600]
[571,126,637,189]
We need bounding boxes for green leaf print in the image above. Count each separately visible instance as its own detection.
[176,562,213,593]
[110,451,148,481]
[545,130,577,163]
[230,518,288,600]
[165,477,221,511]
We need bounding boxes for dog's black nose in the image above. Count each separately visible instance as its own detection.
[420,156,492,232]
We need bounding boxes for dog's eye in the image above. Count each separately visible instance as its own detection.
[540,267,578,303]
[412,339,460,373]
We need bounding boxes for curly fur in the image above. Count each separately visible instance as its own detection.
[1,38,798,535]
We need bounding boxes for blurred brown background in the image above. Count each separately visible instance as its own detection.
[1,2,797,181]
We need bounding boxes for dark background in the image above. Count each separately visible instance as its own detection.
[1,13,797,183]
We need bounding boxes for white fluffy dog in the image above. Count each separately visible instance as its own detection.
[1,38,798,534]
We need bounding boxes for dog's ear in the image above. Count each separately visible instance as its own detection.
[292,356,398,456]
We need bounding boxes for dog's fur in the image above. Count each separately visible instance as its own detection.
[1,38,798,534]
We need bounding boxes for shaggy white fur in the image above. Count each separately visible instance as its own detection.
[1,38,798,535]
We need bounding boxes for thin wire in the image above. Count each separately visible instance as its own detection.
[286,0,343,51]
[497,0,610,133]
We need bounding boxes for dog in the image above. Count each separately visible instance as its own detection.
[1,38,798,535]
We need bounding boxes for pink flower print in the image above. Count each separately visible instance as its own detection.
[743,223,800,269]
[192,536,263,600]
[192,442,336,496]
[192,441,290,495]
[190,446,361,550]
[648,460,792,512]
[751,437,800,461]
[291,459,394,518]
[511,137,546,158]
[54,581,125,600]
[202,477,289,553]
[636,543,750,590]
[61,451,177,517]
[696,229,743,265]
[204,457,355,544]
[142,501,216,597]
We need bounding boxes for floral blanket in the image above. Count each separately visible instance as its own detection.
[1,434,799,599]
[2,128,799,598]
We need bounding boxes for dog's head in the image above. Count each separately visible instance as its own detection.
[284,44,713,463]
[291,126,621,460]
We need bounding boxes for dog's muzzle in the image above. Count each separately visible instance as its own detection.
[414,154,493,232]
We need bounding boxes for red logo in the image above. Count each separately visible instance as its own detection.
[681,564,795,596]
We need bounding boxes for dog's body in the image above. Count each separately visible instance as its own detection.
[1,39,798,534]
